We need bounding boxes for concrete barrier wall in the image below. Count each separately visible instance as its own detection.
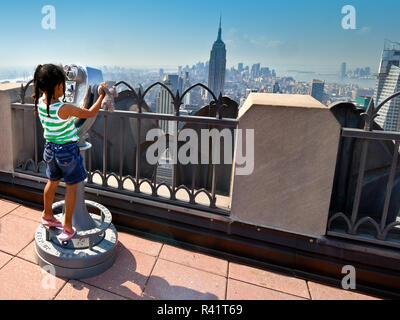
[0,85,36,173]
[12,107,36,169]
[230,93,341,236]
[0,91,13,172]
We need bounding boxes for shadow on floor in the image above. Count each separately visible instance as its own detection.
[68,242,219,300]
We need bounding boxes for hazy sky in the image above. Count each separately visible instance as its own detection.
[0,0,399,72]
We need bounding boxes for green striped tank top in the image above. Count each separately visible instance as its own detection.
[37,97,79,144]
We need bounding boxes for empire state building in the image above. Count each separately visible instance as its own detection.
[208,18,226,98]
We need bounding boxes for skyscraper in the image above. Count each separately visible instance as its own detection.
[311,79,325,103]
[183,72,191,106]
[374,40,400,131]
[341,62,347,80]
[273,82,281,94]
[183,71,190,90]
[167,74,183,95]
[156,76,174,134]
[251,63,261,79]
[208,17,226,98]
[167,74,179,94]
[260,67,271,78]
[178,76,184,95]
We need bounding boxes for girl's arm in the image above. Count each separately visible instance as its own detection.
[58,84,106,120]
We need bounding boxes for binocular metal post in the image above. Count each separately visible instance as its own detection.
[34,136,118,279]
[71,139,97,231]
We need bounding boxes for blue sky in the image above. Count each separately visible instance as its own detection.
[0,0,399,72]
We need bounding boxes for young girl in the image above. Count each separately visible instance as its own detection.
[32,64,106,241]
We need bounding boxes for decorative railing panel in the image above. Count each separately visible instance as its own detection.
[13,81,238,216]
[327,92,400,249]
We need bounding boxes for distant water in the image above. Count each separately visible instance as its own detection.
[0,77,28,84]
[273,65,377,89]
[279,71,376,88]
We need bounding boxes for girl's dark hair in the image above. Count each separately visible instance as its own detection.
[32,64,66,117]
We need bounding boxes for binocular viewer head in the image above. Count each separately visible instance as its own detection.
[64,64,104,138]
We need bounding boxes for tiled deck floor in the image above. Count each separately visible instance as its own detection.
[0,198,380,300]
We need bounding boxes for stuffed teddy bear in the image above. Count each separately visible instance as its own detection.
[99,85,118,112]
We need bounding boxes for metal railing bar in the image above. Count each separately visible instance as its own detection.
[211,163,217,208]
[135,118,141,191]
[342,128,400,141]
[350,140,370,229]
[191,163,196,201]
[119,117,124,184]
[172,121,178,198]
[103,115,108,185]
[379,141,400,234]
[210,124,217,208]
[152,164,158,195]
[33,111,38,171]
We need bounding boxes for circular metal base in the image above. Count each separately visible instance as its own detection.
[34,220,118,279]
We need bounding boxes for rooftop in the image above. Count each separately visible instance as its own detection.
[0,197,379,300]
[1,81,399,299]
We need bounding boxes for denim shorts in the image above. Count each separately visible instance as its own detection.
[43,141,87,185]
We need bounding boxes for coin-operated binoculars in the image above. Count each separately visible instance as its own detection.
[34,65,118,279]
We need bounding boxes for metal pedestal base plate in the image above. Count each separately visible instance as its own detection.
[34,200,118,279]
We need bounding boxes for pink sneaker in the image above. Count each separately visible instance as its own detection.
[41,218,63,228]
[57,228,77,242]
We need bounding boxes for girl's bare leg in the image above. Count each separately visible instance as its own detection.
[64,184,78,233]
[43,180,60,221]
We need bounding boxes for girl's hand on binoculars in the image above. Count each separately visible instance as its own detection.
[99,82,108,97]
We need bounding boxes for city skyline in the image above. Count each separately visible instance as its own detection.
[1,0,400,71]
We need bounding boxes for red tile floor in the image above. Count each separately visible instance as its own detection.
[0,198,381,300]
